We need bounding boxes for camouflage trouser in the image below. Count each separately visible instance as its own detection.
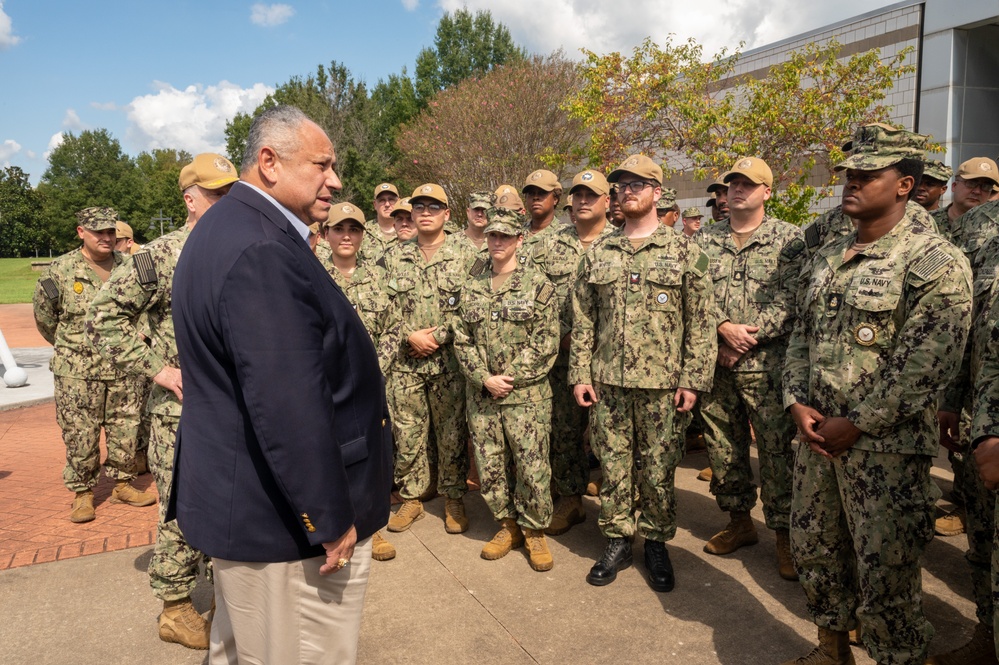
[791,444,937,665]
[992,492,999,654]
[468,391,553,530]
[945,408,972,507]
[148,414,209,600]
[391,370,467,500]
[699,366,795,529]
[963,448,996,626]
[55,374,144,492]
[548,361,588,497]
[136,377,153,459]
[590,383,687,542]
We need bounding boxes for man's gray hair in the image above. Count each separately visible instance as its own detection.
[240,105,312,173]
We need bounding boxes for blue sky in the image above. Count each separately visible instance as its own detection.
[0,0,897,183]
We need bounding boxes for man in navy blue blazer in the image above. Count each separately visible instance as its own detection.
[170,105,392,664]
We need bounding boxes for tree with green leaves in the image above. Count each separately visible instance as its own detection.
[0,166,44,257]
[396,52,586,214]
[414,8,525,104]
[133,148,192,241]
[568,38,916,225]
[37,129,143,252]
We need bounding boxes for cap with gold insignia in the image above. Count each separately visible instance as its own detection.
[563,194,573,211]
[374,183,399,198]
[706,173,730,194]
[324,202,365,228]
[468,191,494,209]
[922,159,953,183]
[956,157,999,188]
[115,221,134,240]
[834,124,927,171]
[682,207,703,219]
[522,169,561,193]
[724,157,773,188]
[608,154,663,186]
[484,207,524,236]
[76,206,120,231]
[411,183,448,206]
[179,153,238,192]
[656,188,678,210]
[494,184,525,210]
[569,169,609,196]
[390,197,412,217]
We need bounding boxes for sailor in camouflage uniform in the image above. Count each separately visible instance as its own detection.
[571,154,716,592]
[358,182,400,262]
[453,208,560,571]
[521,169,563,257]
[459,191,492,257]
[694,157,804,581]
[528,169,615,536]
[86,155,237,650]
[382,183,477,536]
[914,159,952,213]
[33,206,155,524]
[782,125,973,665]
[933,158,998,241]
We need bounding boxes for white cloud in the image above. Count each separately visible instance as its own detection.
[250,3,295,27]
[90,101,118,111]
[125,80,274,155]
[401,0,419,10]
[437,0,899,60]
[43,133,63,160]
[0,139,21,166]
[62,109,84,131]
[0,2,21,50]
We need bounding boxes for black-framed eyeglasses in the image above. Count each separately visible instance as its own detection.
[411,202,447,213]
[616,181,655,194]
[956,178,994,193]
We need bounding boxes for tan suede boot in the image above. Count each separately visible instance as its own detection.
[926,622,999,664]
[159,598,210,650]
[481,518,524,560]
[585,476,602,497]
[444,497,468,534]
[70,490,95,523]
[704,510,758,555]
[545,495,585,535]
[775,528,797,580]
[387,499,424,532]
[371,531,396,561]
[110,481,156,507]
[935,510,967,536]
[697,467,713,482]
[524,529,553,571]
[780,627,856,665]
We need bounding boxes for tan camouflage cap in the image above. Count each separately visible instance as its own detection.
[608,154,663,186]
[656,188,678,210]
[374,183,399,198]
[834,124,927,171]
[323,202,365,228]
[522,169,561,193]
[76,206,120,231]
[682,207,703,219]
[956,157,999,187]
[484,207,524,236]
[411,183,448,206]
[563,194,573,211]
[468,191,494,209]
[922,159,953,183]
[724,157,773,188]
[115,221,134,239]
[569,169,610,196]
[494,184,525,210]
[179,153,238,191]
[706,173,730,193]
[390,197,412,217]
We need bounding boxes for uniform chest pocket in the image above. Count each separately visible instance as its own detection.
[389,276,416,294]
[646,266,682,310]
[747,260,778,302]
[709,259,727,281]
[974,269,996,298]
[588,265,618,285]
[437,273,464,311]
[462,306,486,323]
[500,306,533,342]
[845,289,901,348]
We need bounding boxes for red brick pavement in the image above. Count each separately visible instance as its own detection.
[0,402,158,570]
[0,303,49,348]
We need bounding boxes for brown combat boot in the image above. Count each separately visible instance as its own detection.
[524,529,554,571]
[111,481,157,507]
[775,528,797,580]
[159,597,209,650]
[926,621,999,664]
[697,467,713,482]
[481,518,524,560]
[545,495,585,535]
[70,490,96,523]
[371,531,396,561]
[935,509,967,536]
[387,499,424,532]
[444,497,468,534]
[585,476,602,497]
[780,627,856,665]
[704,510,758,555]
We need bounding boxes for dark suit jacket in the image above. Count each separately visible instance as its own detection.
[169,182,392,562]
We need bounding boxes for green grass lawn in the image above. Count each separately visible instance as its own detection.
[0,257,44,304]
